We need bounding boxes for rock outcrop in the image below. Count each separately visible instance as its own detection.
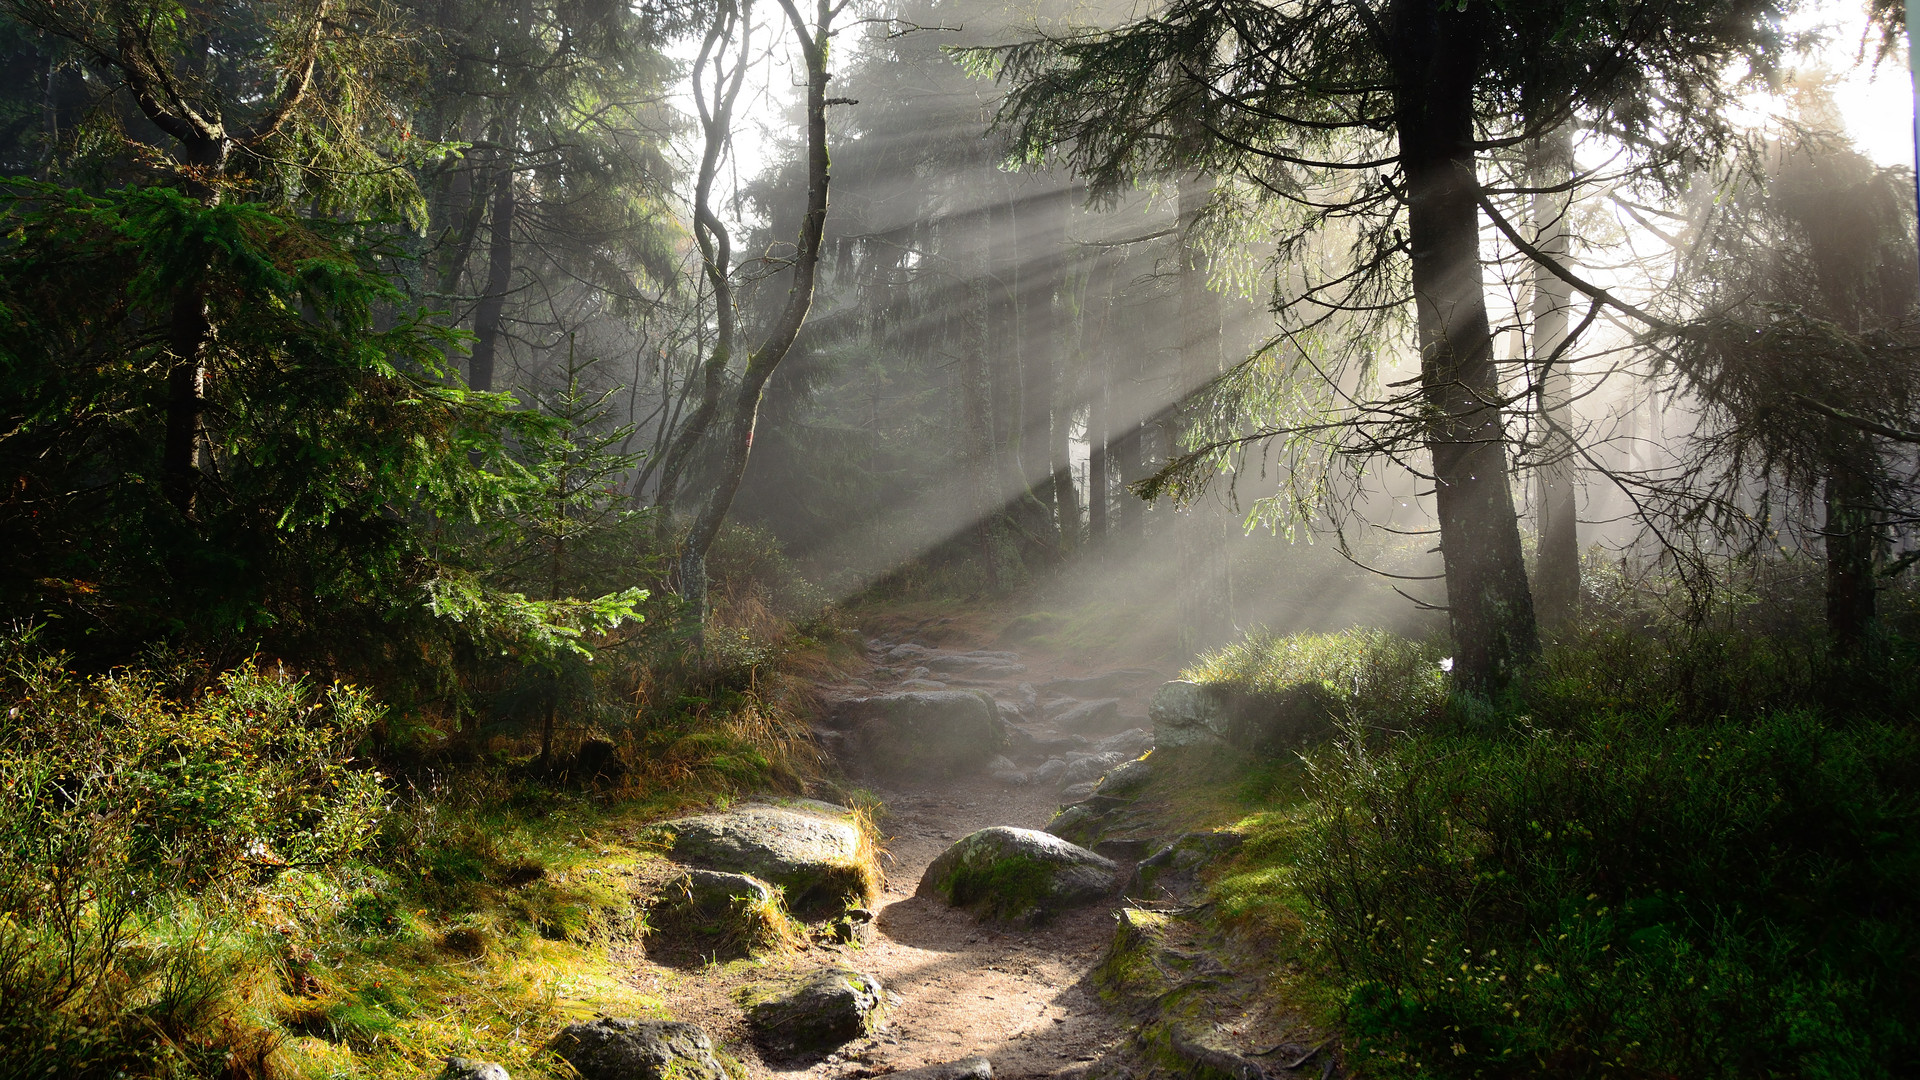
[743,967,887,1053]
[1148,680,1335,755]
[918,826,1117,923]
[548,1018,732,1080]
[657,801,873,914]
[848,691,1005,778]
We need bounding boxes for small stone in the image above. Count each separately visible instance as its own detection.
[435,1058,510,1080]
[888,1057,994,1080]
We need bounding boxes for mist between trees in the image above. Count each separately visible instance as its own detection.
[0,0,1916,694]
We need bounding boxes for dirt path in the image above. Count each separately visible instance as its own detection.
[621,624,1173,1080]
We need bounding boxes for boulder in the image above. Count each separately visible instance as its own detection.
[1062,751,1128,786]
[898,679,949,691]
[1051,698,1123,731]
[987,755,1028,785]
[549,1018,731,1080]
[889,1058,994,1080]
[1148,681,1336,755]
[1126,831,1245,902]
[659,802,872,914]
[885,643,934,662]
[1095,758,1153,798]
[648,869,791,954]
[660,868,776,915]
[744,967,887,1053]
[1060,781,1100,802]
[1038,670,1161,698]
[1031,757,1070,785]
[925,654,1027,676]
[851,691,1005,779]
[434,1059,509,1080]
[918,826,1118,923]
[572,738,623,782]
[1093,727,1155,759]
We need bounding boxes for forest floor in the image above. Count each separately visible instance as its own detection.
[620,605,1180,1080]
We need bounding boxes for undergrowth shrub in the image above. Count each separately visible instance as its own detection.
[0,629,385,1077]
[1183,627,1448,728]
[1302,709,1920,1078]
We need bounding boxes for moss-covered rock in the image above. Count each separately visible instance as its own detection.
[548,1018,736,1080]
[850,691,1006,779]
[1148,681,1335,755]
[917,826,1117,924]
[648,869,798,956]
[655,802,876,915]
[742,967,886,1053]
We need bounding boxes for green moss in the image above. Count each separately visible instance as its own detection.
[940,855,1059,922]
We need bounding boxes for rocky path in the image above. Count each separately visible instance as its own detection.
[619,626,1175,1080]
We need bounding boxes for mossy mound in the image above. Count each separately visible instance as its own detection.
[917,826,1117,924]
[742,967,886,1053]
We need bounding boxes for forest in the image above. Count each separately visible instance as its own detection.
[1,0,1918,1076]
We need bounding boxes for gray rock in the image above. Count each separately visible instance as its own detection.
[1032,757,1069,785]
[1149,680,1336,755]
[1093,727,1155,758]
[659,802,870,913]
[994,700,1026,725]
[925,654,1027,676]
[987,755,1028,784]
[1060,781,1100,802]
[1127,831,1245,901]
[659,868,776,915]
[1046,803,1100,846]
[898,679,949,691]
[435,1059,509,1080]
[1062,751,1127,786]
[1095,758,1154,798]
[889,1058,994,1080]
[1052,698,1122,731]
[909,665,933,679]
[962,650,1022,662]
[744,967,886,1052]
[1016,683,1039,710]
[851,691,1005,779]
[918,826,1118,923]
[549,1018,730,1080]
[885,643,934,662]
[1038,670,1161,698]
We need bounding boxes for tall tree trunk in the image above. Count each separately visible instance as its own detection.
[1529,128,1580,627]
[1176,170,1231,650]
[960,207,1002,588]
[1824,434,1879,652]
[1015,184,1057,554]
[1048,185,1080,549]
[675,0,836,634]
[469,140,517,392]
[160,134,230,515]
[1087,254,1115,546]
[1396,1,1539,693]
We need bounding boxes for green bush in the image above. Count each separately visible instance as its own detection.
[0,630,387,1076]
[1183,627,1448,728]
[1300,693,1920,1077]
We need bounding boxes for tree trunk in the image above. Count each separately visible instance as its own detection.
[1529,128,1581,628]
[160,134,230,515]
[675,0,835,637]
[1396,0,1539,693]
[1087,255,1114,545]
[1824,435,1879,652]
[1175,170,1231,649]
[469,141,517,392]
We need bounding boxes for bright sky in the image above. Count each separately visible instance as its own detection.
[1777,0,1915,165]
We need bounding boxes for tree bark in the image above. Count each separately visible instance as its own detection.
[1175,168,1231,649]
[1396,0,1539,693]
[468,140,517,392]
[1529,128,1580,627]
[674,0,835,635]
[1824,434,1879,652]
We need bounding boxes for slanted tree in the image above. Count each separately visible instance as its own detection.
[651,0,837,638]
[972,0,1795,691]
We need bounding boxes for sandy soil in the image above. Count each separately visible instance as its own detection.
[617,619,1173,1080]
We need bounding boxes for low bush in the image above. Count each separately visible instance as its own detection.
[1185,613,1920,1078]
